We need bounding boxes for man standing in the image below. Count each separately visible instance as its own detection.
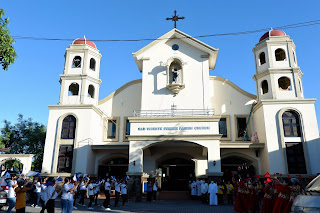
[208,180,218,206]
[201,180,209,204]
[190,181,197,200]
[7,174,18,213]
[103,179,111,210]
[152,180,158,201]
[114,180,121,207]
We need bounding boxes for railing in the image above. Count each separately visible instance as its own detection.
[133,109,215,117]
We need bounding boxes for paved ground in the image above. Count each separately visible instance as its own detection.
[22,198,235,213]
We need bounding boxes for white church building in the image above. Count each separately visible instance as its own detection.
[42,28,320,191]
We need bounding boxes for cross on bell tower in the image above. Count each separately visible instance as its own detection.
[166,10,185,28]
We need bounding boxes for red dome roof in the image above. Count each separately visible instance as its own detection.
[259,30,286,42]
[72,37,96,49]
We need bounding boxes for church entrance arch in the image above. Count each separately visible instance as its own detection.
[221,154,256,182]
[157,154,195,191]
[98,156,128,179]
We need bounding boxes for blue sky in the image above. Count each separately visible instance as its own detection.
[1,0,320,132]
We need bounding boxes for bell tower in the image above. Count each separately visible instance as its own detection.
[59,37,102,105]
[252,30,304,101]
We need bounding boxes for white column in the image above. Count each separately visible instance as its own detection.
[206,140,223,176]
[127,141,143,175]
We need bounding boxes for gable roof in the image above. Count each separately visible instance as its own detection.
[132,28,219,72]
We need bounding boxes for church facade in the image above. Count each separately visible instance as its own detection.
[42,28,320,188]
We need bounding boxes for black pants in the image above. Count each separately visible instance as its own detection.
[152,190,157,201]
[94,192,99,205]
[217,194,224,204]
[16,208,25,213]
[227,194,233,204]
[46,199,55,213]
[79,190,86,205]
[103,191,110,208]
[121,194,127,205]
[114,191,120,206]
[147,191,152,202]
[40,198,46,213]
[88,195,94,207]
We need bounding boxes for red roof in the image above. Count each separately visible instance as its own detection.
[259,30,286,42]
[72,37,96,49]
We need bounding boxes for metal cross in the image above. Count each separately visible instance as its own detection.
[166,10,185,28]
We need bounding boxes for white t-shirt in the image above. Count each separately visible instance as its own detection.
[153,182,158,191]
[88,183,94,196]
[94,183,100,194]
[79,182,86,191]
[46,185,58,203]
[7,180,17,198]
[115,182,121,192]
[120,183,127,194]
[104,182,111,192]
[61,184,71,200]
[34,182,41,193]
[68,183,76,200]
[40,184,47,201]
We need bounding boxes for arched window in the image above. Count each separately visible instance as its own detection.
[88,85,95,98]
[169,61,182,84]
[68,83,79,96]
[90,58,96,71]
[259,52,266,65]
[261,80,268,94]
[61,115,76,139]
[72,56,82,68]
[275,48,286,61]
[278,77,291,91]
[282,111,301,137]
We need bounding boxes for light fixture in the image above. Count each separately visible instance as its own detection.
[213,160,216,166]
[133,161,136,166]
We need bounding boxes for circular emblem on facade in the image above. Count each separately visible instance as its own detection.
[172,44,179,51]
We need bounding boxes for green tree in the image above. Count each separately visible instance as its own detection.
[0,9,17,71]
[0,114,46,171]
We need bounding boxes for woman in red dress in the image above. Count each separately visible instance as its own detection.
[248,183,259,213]
[234,180,249,213]
[283,179,301,213]
[261,182,274,213]
[272,180,290,213]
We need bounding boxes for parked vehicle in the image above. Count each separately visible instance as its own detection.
[291,175,320,212]
[0,179,8,209]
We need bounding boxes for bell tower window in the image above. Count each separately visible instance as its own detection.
[261,80,268,94]
[90,58,96,71]
[259,52,266,65]
[72,56,82,68]
[88,85,95,98]
[275,48,286,61]
[68,83,79,96]
[278,77,291,91]
[61,115,76,139]
[282,111,301,137]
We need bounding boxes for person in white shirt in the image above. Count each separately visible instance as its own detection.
[7,175,18,213]
[61,177,78,213]
[78,179,88,206]
[153,180,158,201]
[201,180,209,204]
[40,177,48,213]
[208,180,218,206]
[93,180,100,206]
[45,177,59,213]
[87,180,95,210]
[120,180,128,206]
[103,179,111,210]
[190,181,197,200]
[31,180,41,208]
[114,180,121,207]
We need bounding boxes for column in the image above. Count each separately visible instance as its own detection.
[127,141,143,202]
[206,140,223,179]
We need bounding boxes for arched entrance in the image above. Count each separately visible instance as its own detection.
[98,157,128,179]
[221,156,255,181]
[158,156,195,191]
[0,154,34,175]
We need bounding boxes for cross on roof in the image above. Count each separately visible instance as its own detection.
[166,10,185,28]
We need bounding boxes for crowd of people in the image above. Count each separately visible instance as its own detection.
[189,173,311,213]
[2,170,311,213]
[3,172,130,213]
